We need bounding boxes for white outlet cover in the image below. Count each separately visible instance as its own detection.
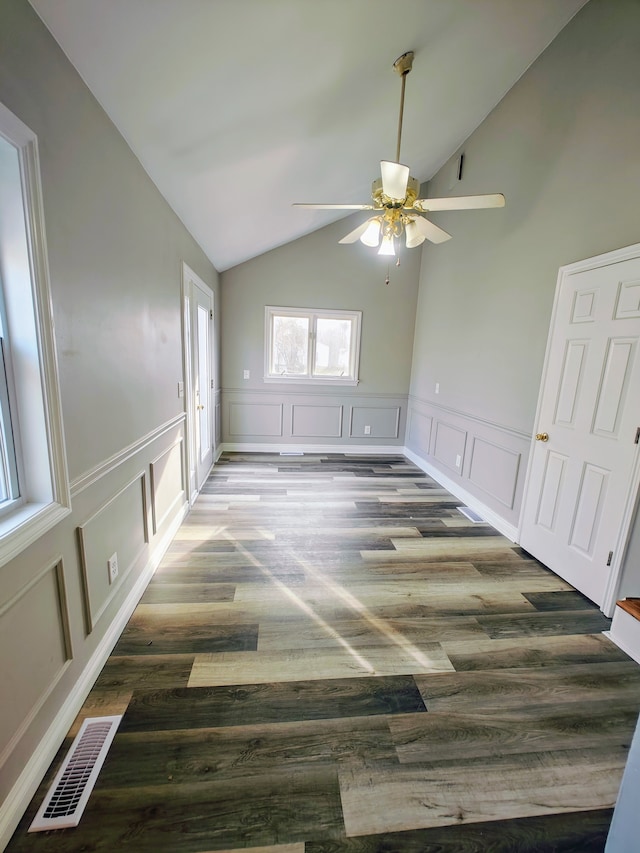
[107,553,118,583]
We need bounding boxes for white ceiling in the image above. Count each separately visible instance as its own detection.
[29,0,588,272]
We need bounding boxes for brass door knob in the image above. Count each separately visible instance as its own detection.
[197,404,205,410]
[535,432,549,442]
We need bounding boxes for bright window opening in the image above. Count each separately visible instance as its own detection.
[265,307,361,386]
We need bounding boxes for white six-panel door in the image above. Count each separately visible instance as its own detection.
[520,245,640,609]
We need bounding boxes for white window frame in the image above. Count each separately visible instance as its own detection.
[0,102,70,568]
[264,306,361,386]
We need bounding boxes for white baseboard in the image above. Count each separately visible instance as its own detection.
[403,447,519,542]
[0,501,188,851]
[219,442,406,456]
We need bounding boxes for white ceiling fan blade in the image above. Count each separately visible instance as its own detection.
[380,161,410,201]
[293,203,373,210]
[338,218,378,244]
[414,193,505,212]
[413,216,452,244]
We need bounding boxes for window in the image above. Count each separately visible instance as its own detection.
[265,306,361,385]
[0,102,70,566]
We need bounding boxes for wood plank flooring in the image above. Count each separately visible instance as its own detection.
[8,452,640,852]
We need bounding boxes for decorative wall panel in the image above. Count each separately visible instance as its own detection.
[291,404,342,438]
[150,438,185,535]
[407,408,432,457]
[229,402,283,437]
[350,406,400,439]
[77,474,148,631]
[468,437,521,509]
[433,421,467,473]
[0,562,70,765]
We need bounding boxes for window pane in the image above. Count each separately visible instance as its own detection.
[272,315,309,375]
[313,317,352,377]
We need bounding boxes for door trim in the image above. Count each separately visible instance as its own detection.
[181,262,215,506]
[518,241,640,617]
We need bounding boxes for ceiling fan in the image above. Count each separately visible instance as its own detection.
[293,50,505,256]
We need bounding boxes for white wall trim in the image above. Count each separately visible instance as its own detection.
[223,386,409,401]
[408,394,531,442]
[0,560,71,771]
[219,442,406,455]
[0,499,188,851]
[69,414,185,498]
[404,446,519,542]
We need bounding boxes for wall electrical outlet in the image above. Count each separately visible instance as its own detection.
[455,454,462,468]
[107,552,119,584]
[243,369,250,380]
[364,425,371,435]
[435,382,440,394]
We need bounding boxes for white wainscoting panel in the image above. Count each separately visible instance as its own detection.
[407,408,432,457]
[77,473,148,631]
[468,436,522,509]
[433,420,467,474]
[150,438,185,535]
[229,402,283,437]
[0,561,71,766]
[350,406,400,439]
[221,389,407,448]
[291,404,343,438]
[406,396,531,531]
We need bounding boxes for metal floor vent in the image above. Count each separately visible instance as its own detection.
[457,506,486,523]
[29,715,122,832]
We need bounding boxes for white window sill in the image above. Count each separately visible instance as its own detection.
[0,500,71,569]
[263,376,359,387]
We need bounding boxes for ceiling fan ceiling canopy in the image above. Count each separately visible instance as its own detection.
[293,50,505,256]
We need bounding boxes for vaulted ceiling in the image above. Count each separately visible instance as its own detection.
[29,0,588,271]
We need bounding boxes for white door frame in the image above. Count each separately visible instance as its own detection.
[518,241,640,617]
[181,262,215,505]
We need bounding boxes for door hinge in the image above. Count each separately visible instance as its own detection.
[635,426,640,445]
[210,309,213,320]
[210,379,214,389]
[606,550,614,566]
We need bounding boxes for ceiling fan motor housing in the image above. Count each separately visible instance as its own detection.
[372,175,420,208]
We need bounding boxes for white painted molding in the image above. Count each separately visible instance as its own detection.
[0,500,188,851]
[408,394,531,441]
[404,447,519,542]
[70,414,185,497]
[219,442,406,455]
[222,386,409,401]
[0,560,72,772]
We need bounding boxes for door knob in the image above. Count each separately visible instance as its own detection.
[535,432,549,442]
[197,404,205,410]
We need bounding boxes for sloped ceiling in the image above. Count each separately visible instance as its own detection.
[29,0,588,272]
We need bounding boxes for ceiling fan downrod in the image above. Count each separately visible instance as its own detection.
[393,50,414,163]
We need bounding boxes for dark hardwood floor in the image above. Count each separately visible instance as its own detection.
[8,453,640,852]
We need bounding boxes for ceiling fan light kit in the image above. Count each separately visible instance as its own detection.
[294,50,505,261]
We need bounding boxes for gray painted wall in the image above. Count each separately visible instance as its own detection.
[220,216,421,446]
[0,1,219,843]
[406,0,640,540]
